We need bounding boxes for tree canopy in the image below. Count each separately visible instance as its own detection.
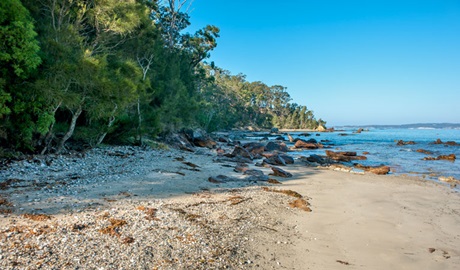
[0,0,325,154]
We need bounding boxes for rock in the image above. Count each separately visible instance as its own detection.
[279,154,294,164]
[275,136,285,141]
[294,139,319,149]
[265,141,289,152]
[438,154,456,161]
[234,163,249,173]
[431,139,459,146]
[287,134,294,142]
[316,125,326,131]
[423,154,456,161]
[354,164,390,175]
[243,142,266,156]
[299,133,311,137]
[270,166,293,178]
[445,141,459,146]
[243,169,269,181]
[243,169,265,177]
[218,137,229,143]
[167,133,195,152]
[326,150,367,161]
[438,176,460,185]
[270,127,279,133]
[263,155,287,166]
[306,154,326,164]
[367,166,391,175]
[207,175,239,183]
[329,164,353,172]
[416,149,432,155]
[396,140,416,145]
[362,151,370,155]
[231,146,253,160]
[354,128,364,134]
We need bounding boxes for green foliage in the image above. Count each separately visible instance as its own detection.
[1,0,325,153]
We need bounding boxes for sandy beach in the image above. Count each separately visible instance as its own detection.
[1,147,459,269]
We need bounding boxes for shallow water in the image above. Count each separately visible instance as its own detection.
[278,128,460,181]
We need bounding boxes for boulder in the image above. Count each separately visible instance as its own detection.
[270,127,279,133]
[231,146,253,160]
[279,154,295,164]
[167,133,195,152]
[264,155,287,166]
[306,154,326,164]
[265,141,289,152]
[294,139,319,149]
[243,142,266,156]
[270,166,293,178]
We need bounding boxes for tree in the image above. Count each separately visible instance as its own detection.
[0,0,42,148]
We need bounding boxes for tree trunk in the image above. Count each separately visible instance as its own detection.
[57,106,82,153]
[40,101,62,154]
[136,97,143,146]
[96,104,118,146]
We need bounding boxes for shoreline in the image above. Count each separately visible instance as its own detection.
[1,146,460,269]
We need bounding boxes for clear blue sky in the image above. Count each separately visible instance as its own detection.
[186,0,460,126]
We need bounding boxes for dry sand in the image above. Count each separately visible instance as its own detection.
[1,148,459,269]
[251,165,460,270]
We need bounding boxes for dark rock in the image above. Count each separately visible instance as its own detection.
[243,142,266,156]
[218,137,229,143]
[270,166,293,178]
[275,136,285,141]
[270,127,279,133]
[167,133,195,152]
[243,169,265,177]
[264,155,287,166]
[265,141,289,152]
[279,154,294,164]
[231,146,253,160]
[326,150,367,161]
[299,133,311,137]
[306,154,326,164]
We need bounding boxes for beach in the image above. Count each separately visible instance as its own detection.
[1,146,460,269]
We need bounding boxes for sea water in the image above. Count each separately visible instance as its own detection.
[284,128,460,181]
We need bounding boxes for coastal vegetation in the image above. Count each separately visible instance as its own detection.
[0,0,324,154]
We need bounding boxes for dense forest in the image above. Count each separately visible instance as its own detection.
[0,0,325,154]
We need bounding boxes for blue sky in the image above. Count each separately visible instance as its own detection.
[187,0,460,126]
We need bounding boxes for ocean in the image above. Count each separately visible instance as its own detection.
[262,127,460,183]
